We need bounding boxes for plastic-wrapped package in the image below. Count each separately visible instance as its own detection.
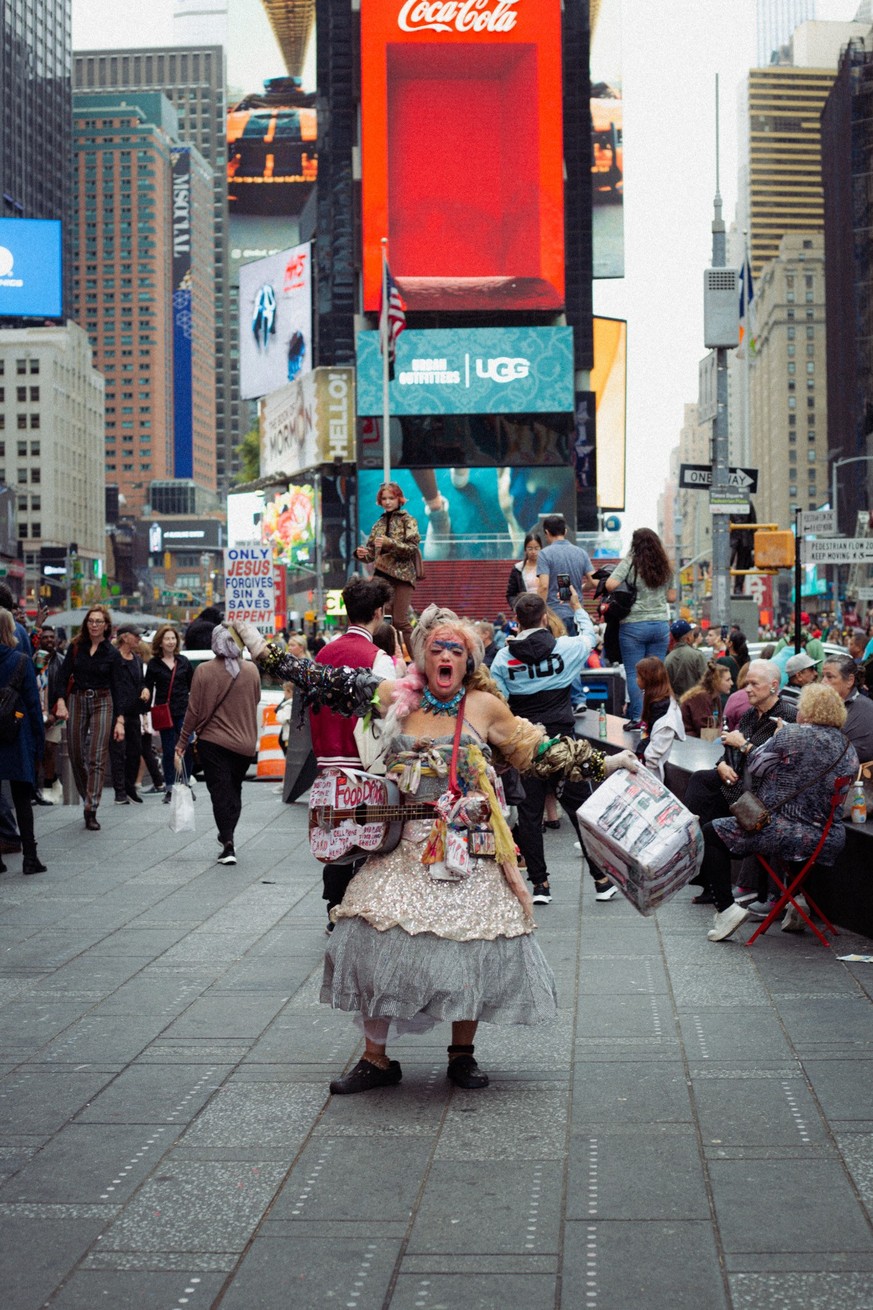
[577,767,703,916]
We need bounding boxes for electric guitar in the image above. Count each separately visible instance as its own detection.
[308,769,436,865]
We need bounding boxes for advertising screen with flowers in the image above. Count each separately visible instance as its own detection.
[261,483,317,570]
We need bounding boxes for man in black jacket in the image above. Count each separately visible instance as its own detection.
[109,624,147,803]
[184,606,222,651]
[491,591,636,905]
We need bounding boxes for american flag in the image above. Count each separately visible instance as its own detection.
[379,260,406,381]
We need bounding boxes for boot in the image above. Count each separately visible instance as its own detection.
[22,847,46,875]
[84,809,101,831]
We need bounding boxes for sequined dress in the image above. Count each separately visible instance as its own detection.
[321,731,558,1028]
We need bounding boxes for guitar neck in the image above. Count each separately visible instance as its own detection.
[313,803,435,823]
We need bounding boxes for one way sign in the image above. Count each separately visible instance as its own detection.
[679,463,759,493]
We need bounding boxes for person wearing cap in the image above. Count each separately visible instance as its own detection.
[779,651,818,708]
[109,623,149,804]
[664,619,708,698]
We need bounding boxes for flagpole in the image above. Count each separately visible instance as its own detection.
[381,236,390,487]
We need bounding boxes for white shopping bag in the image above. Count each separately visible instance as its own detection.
[168,766,196,834]
[577,766,703,916]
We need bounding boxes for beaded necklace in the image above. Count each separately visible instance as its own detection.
[421,686,465,716]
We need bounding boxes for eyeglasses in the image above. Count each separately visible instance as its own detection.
[87,618,106,625]
[431,639,465,656]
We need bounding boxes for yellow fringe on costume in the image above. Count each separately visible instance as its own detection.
[466,744,518,868]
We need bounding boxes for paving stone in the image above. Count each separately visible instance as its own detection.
[38,1014,170,1065]
[391,1272,557,1308]
[158,991,290,1040]
[799,1060,873,1121]
[0,1065,117,1134]
[218,1232,403,1310]
[576,990,677,1043]
[562,1219,727,1310]
[708,1158,873,1252]
[578,953,671,995]
[314,1073,449,1137]
[691,1069,830,1146]
[729,1271,873,1308]
[435,1083,568,1161]
[45,1269,228,1309]
[571,1061,693,1125]
[777,997,873,1048]
[176,1083,325,1152]
[0,1123,174,1203]
[0,1214,110,1310]
[74,1063,228,1126]
[270,1135,431,1221]
[676,1008,794,1062]
[566,1127,710,1220]
[406,1161,563,1254]
[836,1132,873,1213]
[245,1011,362,1065]
[98,1160,288,1251]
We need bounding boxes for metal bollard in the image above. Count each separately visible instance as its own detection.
[56,725,78,805]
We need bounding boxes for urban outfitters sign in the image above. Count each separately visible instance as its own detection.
[224,546,275,634]
[355,327,574,416]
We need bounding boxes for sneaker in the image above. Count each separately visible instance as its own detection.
[39,789,58,805]
[32,792,53,806]
[573,840,582,852]
[707,902,750,941]
[781,904,806,933]
[734,887,763,906]
[573,702,588,717]
[622,719,642,732]
[50,779,64,803]
[325,921,335,935]
[330,1056,402,1095]
[594,879,618,902]
[114,793,131,805]
[217,843,237,865]
[531,882,552,904]
[744,898,777,921]
[126,789,143,804]
[162,790,173,804]
[143,783,164,796]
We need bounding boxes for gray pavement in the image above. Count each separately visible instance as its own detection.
[1,785,873,1309]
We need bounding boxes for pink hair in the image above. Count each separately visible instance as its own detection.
[381,664,426,738]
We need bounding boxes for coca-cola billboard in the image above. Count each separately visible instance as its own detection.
[360,0,564,313]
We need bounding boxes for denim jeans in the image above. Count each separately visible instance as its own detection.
[619,620,670,720]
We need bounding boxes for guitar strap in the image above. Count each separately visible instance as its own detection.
[448,693,467,799]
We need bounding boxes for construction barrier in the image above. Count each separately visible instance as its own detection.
[256,704,285,779]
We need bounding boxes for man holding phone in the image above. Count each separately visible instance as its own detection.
[536,515,596,637]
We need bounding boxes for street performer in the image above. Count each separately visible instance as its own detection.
[230,606,637,1097]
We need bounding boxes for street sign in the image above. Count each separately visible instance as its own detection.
[679,463,759,493]
[799,509,837,536]
[855,587,873,602]
[710,493,750,515]
[801,538,873,565]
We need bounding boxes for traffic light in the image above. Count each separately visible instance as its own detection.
[753,530,795,570]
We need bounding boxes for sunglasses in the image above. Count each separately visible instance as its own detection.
[431,639,465,656]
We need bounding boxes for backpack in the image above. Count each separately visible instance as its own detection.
[0,654,27,745]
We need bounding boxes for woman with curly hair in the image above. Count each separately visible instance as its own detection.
[681,662,733,738]
[231,606,637,1097]
[604,527,672,730]
[354,481,421,658]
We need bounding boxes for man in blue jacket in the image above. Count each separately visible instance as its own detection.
[491,590,619,906]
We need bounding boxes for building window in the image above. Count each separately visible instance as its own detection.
[16,415,26,430]
[31,522,40,538]
[789,485,797,497]
[788,362,795,375]
[29,415,39,429]
[31,469,39,484]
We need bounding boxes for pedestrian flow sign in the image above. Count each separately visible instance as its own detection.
[801,538,873,565]
[679,463,759,493]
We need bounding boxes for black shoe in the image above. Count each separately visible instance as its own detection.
[542,819,561,831]
[217,843,237,865]
[532,882,552,904]
[22,855,47,875]
[163,790,172,804]
[32,792,53,806]
[330,1057,402,1095]
[623,719,643,732]
[84,810,100,831]
[114,793,131,805]
[325,921,335,935]
[692,889,715,905]
[447,1053,489,1089]
[126,789,143,804]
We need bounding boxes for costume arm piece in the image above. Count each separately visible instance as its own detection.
[229,619,380,720]
[530,735,608,785]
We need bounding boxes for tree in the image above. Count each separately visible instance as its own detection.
[233,424,260,484]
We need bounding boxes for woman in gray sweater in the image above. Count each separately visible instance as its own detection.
[175,627,260,865]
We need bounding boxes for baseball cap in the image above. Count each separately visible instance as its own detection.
[670,620,692,639]
[116,623,141,637]
[786,652,816,675]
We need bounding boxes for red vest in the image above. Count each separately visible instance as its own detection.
[310,630,379,768]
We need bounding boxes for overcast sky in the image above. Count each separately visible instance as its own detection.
[72,0,861,537]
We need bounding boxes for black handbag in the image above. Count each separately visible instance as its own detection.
[605,565,637,622]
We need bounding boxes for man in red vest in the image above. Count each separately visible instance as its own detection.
[313,576,397,930]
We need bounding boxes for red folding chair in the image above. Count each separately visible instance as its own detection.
[746,777,853,948]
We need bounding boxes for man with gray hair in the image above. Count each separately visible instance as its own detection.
[685,658,797,834]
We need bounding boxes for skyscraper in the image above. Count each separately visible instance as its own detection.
[0,0,73,318]
[74,47,235,489]
[756,0,816,65]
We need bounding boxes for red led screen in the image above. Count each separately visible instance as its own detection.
[361,0,565,313]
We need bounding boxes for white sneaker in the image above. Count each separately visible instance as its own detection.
[39,789,57,805]
[707,902,750,942]
[50,779,64,803]
[450,467,470,489]
[781,904,806,933]
[594,881,617,902]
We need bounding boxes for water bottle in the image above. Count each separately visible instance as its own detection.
[851,781,867,825]
[598,704,607,740]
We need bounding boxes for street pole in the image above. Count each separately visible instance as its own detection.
[794,506,802,654]
[709,78,731,632]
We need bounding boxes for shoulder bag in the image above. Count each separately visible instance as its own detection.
[605,564,638,623]
[151,661,177,731]
[729,737,851,833]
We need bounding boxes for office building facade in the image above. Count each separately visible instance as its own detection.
[0,323,104,599]
[73,47,235,490]
[0,0,73,318]
[756,0,816,64]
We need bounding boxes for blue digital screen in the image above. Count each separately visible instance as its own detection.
[0,218,62,318]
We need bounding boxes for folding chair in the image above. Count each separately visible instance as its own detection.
[745,776,853,948]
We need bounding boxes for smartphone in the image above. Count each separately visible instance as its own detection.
[557,572,571,603]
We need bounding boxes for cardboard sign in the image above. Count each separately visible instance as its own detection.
[224,546,274,634]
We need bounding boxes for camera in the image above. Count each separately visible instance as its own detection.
[557,573,571,603]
